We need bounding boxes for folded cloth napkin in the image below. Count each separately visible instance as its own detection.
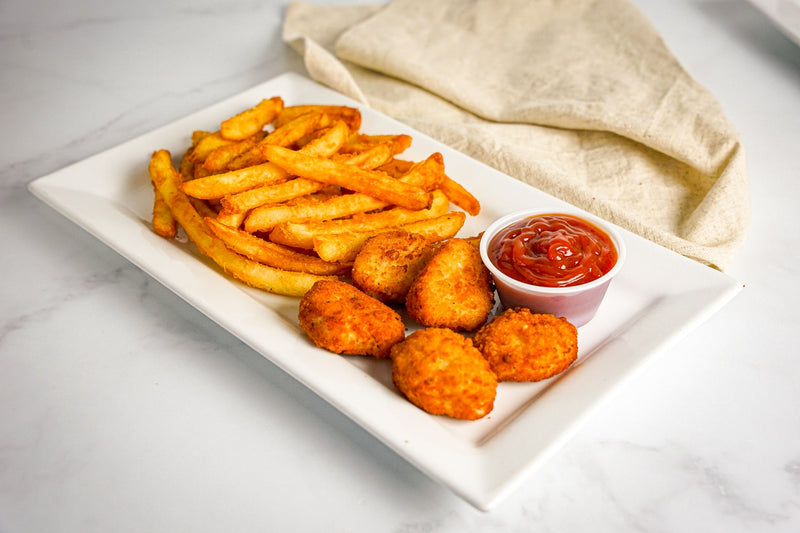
[283,0,750,270]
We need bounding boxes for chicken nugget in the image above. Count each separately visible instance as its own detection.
[405,238,494,331]
[298,280,405,358]
[390,328,497,420]
[473,308,578,382]
[351,230,436,303]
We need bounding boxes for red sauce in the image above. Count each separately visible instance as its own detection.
[488,214,617,288]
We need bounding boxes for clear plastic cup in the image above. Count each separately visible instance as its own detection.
[479,208,626,327]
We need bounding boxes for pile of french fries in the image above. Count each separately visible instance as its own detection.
[147,96,480,297]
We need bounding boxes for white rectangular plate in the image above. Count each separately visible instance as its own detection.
[747,0,800,47]
[28,72,742,511]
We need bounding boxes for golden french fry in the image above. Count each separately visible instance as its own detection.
[190,197,219,220]
[228,112,332,170]
[396,153,446,191]
[191,130,212,145]
[243,153,445,233]
[439,174,480,216]
[194,165,215,180]
[155,145,202,237]
[189,132,236,165]
[312,211,466,263]
[260,145,431,210]
[341,134,412,155]
[148,149,333,296]
[202,131,266,172]
[285,187,343,204]
[239,145,399,232]
[381,155,477,214]
[377,158,415,178]
[331,142,394,169]
[463,233,483,250]
[223,178,329,215]
[182,162,290,200]
[270,190,450,249]
[179,146,196,182]
[220,96,283,141]
[244,188,386,233]
[215,208,248,229]
[205,217,351,276]
[294,120,350,158]
[275,105,361,131]
[151,185,177,238]
[216,121,352,212]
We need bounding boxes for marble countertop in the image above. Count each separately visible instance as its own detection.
[2,0,798,531]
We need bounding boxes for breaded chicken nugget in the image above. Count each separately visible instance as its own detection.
[351,230,436,303]
[405,238,494,332]
[298,280,405,358]
[473,308,578,382]
[390,328,497,420]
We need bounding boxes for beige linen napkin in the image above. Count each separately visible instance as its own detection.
[283,0,750,270]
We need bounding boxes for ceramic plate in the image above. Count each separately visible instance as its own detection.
[28,72,742,511]
[747,0,800,47]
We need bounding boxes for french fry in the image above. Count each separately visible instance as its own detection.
[205,217,351,276]
[341,134,412,155]
[202,131,266,172]
[215,208,247,228]
[216,121,352,212]
[220,96,283,141]
[381,157,479,214]
[182,162,290,200]
[464,233,483,250]
[225,127,385,217]
[377,158,415,178]
[179,146,196,181]
[260,110,329,147]
[244,188,387,233]
[293,120,350,158]
[260,145,432,210]
[151,185,177,238]
[243,153,445,232]
[188,118,350,202]
[275,105,361,131]
[191,197,219,220]
[227,111,331,170]
[148,149,333,297]
[331,142,394,169]
[396,153,446,191]
[194,165,215,180]
[189,132,236,165]
[312,211,467,263]
[285,188,343,205]
[223,178,330,215]
[154,146,200,237]
[270,190,450,249]
[439,174,480,215]
[192,130,212,145]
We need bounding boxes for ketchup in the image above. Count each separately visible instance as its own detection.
[488,214,617,288]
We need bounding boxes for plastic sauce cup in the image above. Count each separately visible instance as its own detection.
[479,208,626,327]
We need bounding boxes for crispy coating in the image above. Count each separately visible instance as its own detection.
[405,238,494,332]
[351,230,436,303]
[472,308,578,382]
[390,328,497,420]
[298,280,405,358]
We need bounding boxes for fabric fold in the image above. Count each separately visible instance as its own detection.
[283,0,749,270]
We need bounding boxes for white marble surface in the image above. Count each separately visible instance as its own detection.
[1,0,799,531]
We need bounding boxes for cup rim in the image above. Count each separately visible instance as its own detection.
[479,207,627,295]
